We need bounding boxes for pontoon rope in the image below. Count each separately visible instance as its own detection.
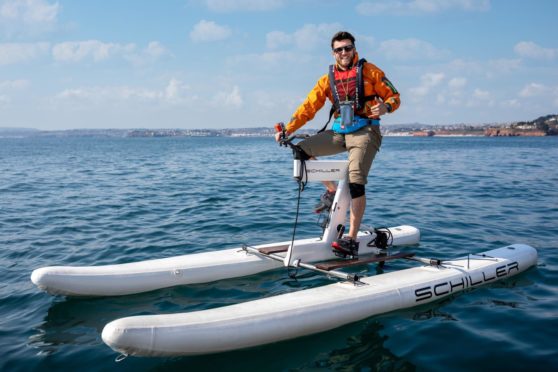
[297,156,308,191]
[287,179,304,279]
[287,158,307,279]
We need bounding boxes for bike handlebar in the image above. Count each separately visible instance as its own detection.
[274,122,309,148]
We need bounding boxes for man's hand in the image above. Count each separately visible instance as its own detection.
[274,122,290,142]
[275,130,291,142]
[367,102,388,119]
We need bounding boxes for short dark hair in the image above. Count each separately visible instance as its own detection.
[331,31,355,49]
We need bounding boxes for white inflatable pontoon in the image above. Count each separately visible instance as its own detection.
[31,157,418,297]
[31,225,418,296]
[102,244,537,356]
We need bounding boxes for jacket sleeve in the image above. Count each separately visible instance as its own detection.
[364,63,401,112]
[286,74,330,133]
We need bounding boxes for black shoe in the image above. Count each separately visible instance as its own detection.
[332,237,359,258]
[314,190,335,214]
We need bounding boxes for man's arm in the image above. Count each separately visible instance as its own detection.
[285,74,330,133]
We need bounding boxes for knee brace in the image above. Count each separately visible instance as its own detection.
[349,183,365,199]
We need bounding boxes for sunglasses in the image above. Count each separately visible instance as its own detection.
[333,45,355,54]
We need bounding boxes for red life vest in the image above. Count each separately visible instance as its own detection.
[317,59,380,133]
[328,58,376,114]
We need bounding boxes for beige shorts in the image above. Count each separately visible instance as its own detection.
[298,125,382,185]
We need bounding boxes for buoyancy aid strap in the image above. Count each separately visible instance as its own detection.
[328,64,340,112]
[357,60,384,112]
[355,59,365,111]
[321,63,343,133]
[317,106,336,134]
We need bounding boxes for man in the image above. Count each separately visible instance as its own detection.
[275,31,400,257]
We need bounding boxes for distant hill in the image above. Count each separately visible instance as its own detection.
[484,114,558,136]
[392,114,558,137]
[518,114,558,135]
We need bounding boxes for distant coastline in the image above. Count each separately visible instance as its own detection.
[1,114,556,138]
[393,114,557,137]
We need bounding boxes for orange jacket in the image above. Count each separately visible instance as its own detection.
[286,53,400,133]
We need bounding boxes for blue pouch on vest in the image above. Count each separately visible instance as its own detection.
[332,116,380,134]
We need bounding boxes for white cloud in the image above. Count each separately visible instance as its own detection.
[444,58,521,79]
[472,88,490,99]
[0,94,10,105]
[0,0,59,23]
[293,23,343,50]
[124,41,169,65]
[205,0,284,12]
[514,41,556,60]
[487,58,521,75]
[356,0,490,15]
[214,85,243,108]
[54,79,191,106]
[190,20,231,42]
[446,58,482,74]
[501,99,520,108]
[465,88,494,107]
[357,34,375,49]
[227,50,313,72]
[0,79,30,90]
[51,40,168,65]
[519,83,547,97]
[266,30,291,50]
[0,79,30,107]
[266,23,343,51]
[52,40,136,62]
[448,77,466,89]
[1,40,167,65]
[0,42,49,64]
[0,0,59,37]
[164,78,187,102]
[379,38,450,61]
[423,72,445,86]
[409,72,445,97]
[144,41,166,58]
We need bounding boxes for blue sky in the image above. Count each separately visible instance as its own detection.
[1,0,557,130]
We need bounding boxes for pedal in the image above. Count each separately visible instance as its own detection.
[332,235,359,259]
[333,251,347,259]
[333,251,357,260]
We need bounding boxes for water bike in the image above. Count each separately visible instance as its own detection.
[31,130,538,358]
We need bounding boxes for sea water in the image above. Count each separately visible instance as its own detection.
[0,136,557,371]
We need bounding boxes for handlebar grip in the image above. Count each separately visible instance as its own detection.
[274,122,285,133]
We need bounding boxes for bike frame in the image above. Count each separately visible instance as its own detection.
[284,159,351,266]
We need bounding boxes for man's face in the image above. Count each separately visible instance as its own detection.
[332,39,355,70]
